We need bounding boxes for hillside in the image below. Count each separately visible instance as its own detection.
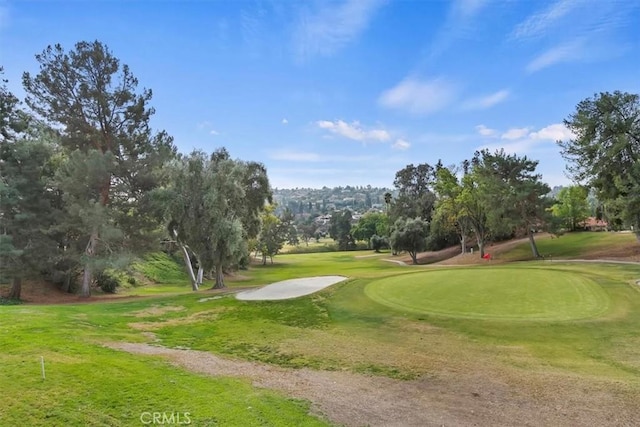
[392,231,639,265]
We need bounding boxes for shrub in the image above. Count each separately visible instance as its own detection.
[96,271,119,293]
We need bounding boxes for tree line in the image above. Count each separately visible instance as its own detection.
[316,92,640,264]
[2,40,638,298]
[1,41,272,299]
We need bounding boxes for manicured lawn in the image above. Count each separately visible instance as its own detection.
[1,241,639,425]
[364,266,611,320]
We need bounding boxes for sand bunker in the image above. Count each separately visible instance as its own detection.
[236,276,347,301]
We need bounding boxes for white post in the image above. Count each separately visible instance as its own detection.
[41,356,46,380]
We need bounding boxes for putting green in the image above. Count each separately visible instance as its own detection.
[365,268,610,320]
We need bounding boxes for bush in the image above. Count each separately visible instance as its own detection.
[96,271,119,293]
[0,296,23,305]
[370,235,389,252]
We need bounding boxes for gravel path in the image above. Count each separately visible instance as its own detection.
[107,342,639,427]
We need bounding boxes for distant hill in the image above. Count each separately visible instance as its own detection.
[272,186,394,216]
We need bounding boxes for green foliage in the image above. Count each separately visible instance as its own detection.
[352,212,389,243]
[550,186,591,231]
[95,271,120,293]
[369,234,389,252]
[389,217,429,264]
[0,132,61,296]
[257,204,286,264]
[390,163,436,222]
[560,91,640,236]
[0,296,23,305]
[329,209,355,250]
[22,40,177,296]
[165,149,270,289]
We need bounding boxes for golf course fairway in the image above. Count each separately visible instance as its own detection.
[365,267,611,320]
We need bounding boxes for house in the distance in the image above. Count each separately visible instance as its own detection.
[579,217,608,231]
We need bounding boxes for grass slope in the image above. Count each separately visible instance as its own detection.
[500,231,637,261]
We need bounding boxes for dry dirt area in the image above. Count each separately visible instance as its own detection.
[107,342,639,427]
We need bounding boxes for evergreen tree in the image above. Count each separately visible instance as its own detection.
[23,41,176,296]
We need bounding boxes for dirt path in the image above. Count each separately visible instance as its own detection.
[107,342,639,427]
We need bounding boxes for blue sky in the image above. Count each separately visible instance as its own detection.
[2,0,639,189]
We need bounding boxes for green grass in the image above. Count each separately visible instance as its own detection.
[2,237,640,425]
[0,300,330,427]
[500,231,636,261]
[365,266,611,320]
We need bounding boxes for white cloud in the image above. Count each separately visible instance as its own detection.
[501,127,530,140]
[378,77,458,115]
[316,119,391,142]
[293,0,386,61]
[512,0,584,40]
[529,123,575,141]
[475,124,497,137]
[461,89,509,110]
[477,123,575,155]
[281,118,289,125]
[526,39,586,72]
[209,130,220,136]
[392,139,411,150]
[269,150,376,163]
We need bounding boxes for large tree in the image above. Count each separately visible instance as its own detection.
[550,186,590,231]
[352,212,388,245]
[473,149,551,258]
[0,132,61,300]
[329,210,354,251]
[22,41,176,296]
[390,163,436,222]
[389,217,429,264]
[433,166,472,254]
[559,91,640,239]
[1,71,59,300]
[165,149,271,289]
[256,204,285,265]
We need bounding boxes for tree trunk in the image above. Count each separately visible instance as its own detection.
[80,230,99,297]
[528,229,541,258]
[170,228,198,291]
[80,265,92,297]
[196,267,203,287]
[477,237,485,258]
[410,251,418,265]
[8,277,22,300]
[178,244,198,291]
[61,271,72,293]
[460,234,467,255]
[179,246,197,290]
[213,265,225,289]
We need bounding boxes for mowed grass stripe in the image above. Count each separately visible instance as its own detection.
[364,267,611,321]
